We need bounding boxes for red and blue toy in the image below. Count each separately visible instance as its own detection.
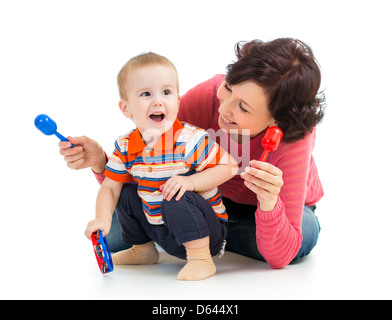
[91,230,114,274]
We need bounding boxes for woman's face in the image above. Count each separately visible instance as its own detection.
[217,80,275,139]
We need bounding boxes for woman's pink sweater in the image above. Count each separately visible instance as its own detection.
[177,75,324,268]
[95,74,324,268]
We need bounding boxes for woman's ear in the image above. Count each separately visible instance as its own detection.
[119,100,133,119]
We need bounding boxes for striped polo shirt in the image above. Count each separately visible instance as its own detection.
[104,119,227,225]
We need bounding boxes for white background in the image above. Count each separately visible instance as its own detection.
[1,0,391,300]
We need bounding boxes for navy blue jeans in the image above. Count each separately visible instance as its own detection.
[110,183,228,260]
[223,197,320,263]
[107,185,320,264]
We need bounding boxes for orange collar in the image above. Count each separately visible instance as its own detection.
[128,119,184,154]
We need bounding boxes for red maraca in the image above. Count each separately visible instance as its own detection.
[259,126,283,162]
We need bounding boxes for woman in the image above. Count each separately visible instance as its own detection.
[60,38,325,269]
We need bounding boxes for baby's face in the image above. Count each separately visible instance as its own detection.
[120,64,180,140]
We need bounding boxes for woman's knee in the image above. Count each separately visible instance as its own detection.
[302,206,320,246]
[292,206,320,261]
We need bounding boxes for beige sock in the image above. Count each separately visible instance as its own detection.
[177,246,216,281]
[112,241,159,265]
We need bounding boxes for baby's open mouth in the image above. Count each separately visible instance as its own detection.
[149,112,165,122]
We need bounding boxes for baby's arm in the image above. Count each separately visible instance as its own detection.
[161,151,238,201]
[189,150,238,191]
[85,177,123,240]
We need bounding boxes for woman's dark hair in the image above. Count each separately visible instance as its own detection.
[226,38,326,142]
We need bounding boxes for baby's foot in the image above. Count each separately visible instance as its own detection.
[112,241,159,265]
[177,258,216,281]
[177,247,216,281]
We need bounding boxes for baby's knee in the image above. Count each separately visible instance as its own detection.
[161,191,197,216]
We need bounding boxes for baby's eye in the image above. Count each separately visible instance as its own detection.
[162,89,171,95]
[141,92,150,97]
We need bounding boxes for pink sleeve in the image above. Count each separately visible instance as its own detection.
[92,153,109,185]
[255,132,315,268]
[93,170,106,185]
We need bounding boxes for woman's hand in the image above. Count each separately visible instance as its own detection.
[59,136,106,173]
[160,175,195,201]
[241,160,283,212]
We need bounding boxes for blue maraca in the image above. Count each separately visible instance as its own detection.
[34,114,74,147]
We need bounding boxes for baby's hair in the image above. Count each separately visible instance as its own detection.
[117,52,179,100]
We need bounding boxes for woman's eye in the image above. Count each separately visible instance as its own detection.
[141,92,150,97]
[239,102,248,113]
[224,83,247,112]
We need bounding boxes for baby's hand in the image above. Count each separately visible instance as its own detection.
[85,218,111,240]
[160,176,195,201]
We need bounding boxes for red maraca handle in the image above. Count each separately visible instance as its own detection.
[259,126,283,162]
[260,150,269,162]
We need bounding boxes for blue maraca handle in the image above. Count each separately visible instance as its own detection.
[55,132,74,148]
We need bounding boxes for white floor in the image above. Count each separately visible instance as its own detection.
[2,200,392,300]
[2,0,392,301]
[0,238,347,300]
